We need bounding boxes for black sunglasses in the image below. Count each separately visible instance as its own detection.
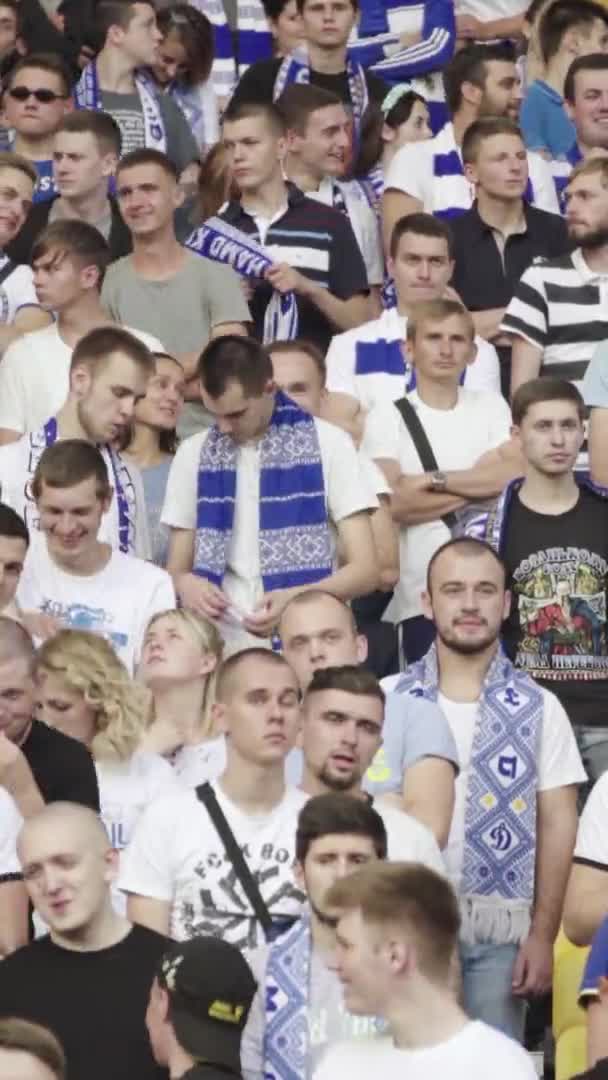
[7,86,67,103]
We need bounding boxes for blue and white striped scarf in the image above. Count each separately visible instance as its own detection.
[166,79,219,152]
[189,0,272,100]
[186,215,298,343]
[395,643,542,945]
[194,390,332,593]
[75,62,167,153]
[273,46,369,134]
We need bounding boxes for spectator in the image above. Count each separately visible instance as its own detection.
[0,0,23,81]
[162,336,378,649]
[520,0,608,159]
[325,213,501,417]
[241,793,388,1079]
[0,325,155,558]
[0,785,27,955]
[187,0,272,106]
[388,538,584,1040]
[564,769,608,946]
[584,338,608,487]
[7,110,132,266]
[104,148,250,438]
[0,802,168,1080]
[0,616,100,809]
[553,52,608,207]
[75,0,199,176]
[0,220,163,445]
[2,53,73,204]
[361,298,516,663]
[16,441,175,674]
[146,936,257,1080]
[0,503,28,620]
[278,590,458,847]
[578,916,608,1067]
[314,863,538,1079]
[0,153,52,352]
[120,649,308,960]
[0,1018,66,1080]
[263,0,303,57]
[150,5,219,155]
[352,89,432,203]
[122,352,185,566]
[382,43,559,248]
[190,141,236,226]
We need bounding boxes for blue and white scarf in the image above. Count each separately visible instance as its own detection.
[194,390,332,593]
[273,46,369,135]
[167,79,219,152]
[186,215,298,343]
[189,0,272,100]
[75,62,167,153]
[395,643,542,945]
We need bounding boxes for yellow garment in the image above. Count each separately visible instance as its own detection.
[553,929,590,1080]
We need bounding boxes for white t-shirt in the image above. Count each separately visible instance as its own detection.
[375,801,445,874]
[573,770,608,869]
[167,736,228,789]
[16,535,176,674]
[118,782,309,963]
[0,323,164,435]
[0,787,23,878]
[0,432,151,559]
[361,389,512,620]
[307,178,383,287]
[326,307,501,411]
[455,0,527,16]
[161,418,377,629]
[313,1021,538,1080]
[0,263,39,326]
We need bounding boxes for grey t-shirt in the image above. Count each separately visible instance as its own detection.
[583,341,608,407]
[101,89,199,173]
[140,459,172,566]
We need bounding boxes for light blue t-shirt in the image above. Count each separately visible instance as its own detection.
[583,341,608,407]
[140,459,172,567]
[520,80,577,159]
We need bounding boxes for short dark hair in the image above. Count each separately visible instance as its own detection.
[278,83,343,134]
[0,503,28,546]
[199,336,273,399]
[56,110,122,158]
[539,0,608,64]
[461,116,524,164]
[426,537,507,593]
[157,4,215,85]
[263,0,294,19]
[0,1018,66,1080]
[268,338,327,385]
[216,647,293,703]
[295,0,357,13]
[5,51,72,97]
[32,441,111,501]
[390,212,454,260]
[295,793,388,864]
[95,0,148,43]
[443,42,516,115]
[564,51,608,102]
[116,147,179,182]
[31,220,110,288]
[222,99,286,137]
[70,326,155,379]
[304,664,385,706]
[512,376,586,425]
[0,150,37,187]
[354,92,428,178]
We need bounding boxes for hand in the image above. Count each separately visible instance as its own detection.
[243,589,291,638]
[0,732,43,817]
[0,731,21,779]
[176,573,229,620]
[20,611,62,640]
[455,13,484,37]
[265,263,312,298]
[511,933,553,997]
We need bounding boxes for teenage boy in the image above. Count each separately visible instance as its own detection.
[553,53,608,207]
[2,53,73,203]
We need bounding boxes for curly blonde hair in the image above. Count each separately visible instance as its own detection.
[144,609,224,740]
[35,630,150,762]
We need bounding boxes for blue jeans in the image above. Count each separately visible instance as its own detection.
[459,942,526,1043]
[574,726,608,809]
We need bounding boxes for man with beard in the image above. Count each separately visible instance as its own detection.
[385,537,585,1041]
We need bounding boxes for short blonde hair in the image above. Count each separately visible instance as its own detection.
[406,298,475,343]
[568,155,608,189]
[35,630,149,762]
[145,609,224,739]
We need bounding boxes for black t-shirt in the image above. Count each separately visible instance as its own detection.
[502,488,608,726]
[0,925,167,1080]
[21,719,100,810]
[231,56,387,109]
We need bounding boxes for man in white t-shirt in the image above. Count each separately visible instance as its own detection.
[0,218,163,445]
[313,861,537,1080]
[384,537,585,1041]
[119,648,309,963]
[16,441,174,673]
[0,324,155,559]
[564,770,608,946]
[0,151,51,353]
[326,213,501,415]
[163,335,379,650]
[361,297,517,662]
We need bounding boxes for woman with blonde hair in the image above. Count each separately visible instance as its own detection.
[138,608,226,787]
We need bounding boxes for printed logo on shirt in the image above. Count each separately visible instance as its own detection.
[39,600,128,652]
[110,108,146,155]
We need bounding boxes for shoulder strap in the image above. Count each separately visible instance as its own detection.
[394,397,456,531]
[0,258,16,288]
[195,782,273,937]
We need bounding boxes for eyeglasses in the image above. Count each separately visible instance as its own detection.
[7,86,67,104]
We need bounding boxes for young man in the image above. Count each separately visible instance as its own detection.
[75,0,198,175]
[0,152,51,351]
[361,298,516,663]
[521,0,608,159]
[16,441,175,673]
[553,53,608,207]
[0,1019,66,1080]
[278,588,459,847]
[240,792,388,1079]
[103,148,249,438]
[382,42,558,244]
[385,537,585,1041]
[325,213,501,416]
[0,802,168,1080]
[0,503,28,618]
[2,53,73,204]
[0,219,163,445]
[564,765,608,946]
[0,325,154,558]
[8,109,131,265]
[314,862,538,1078]
[119,649,309,961]
[162,335,377,649]
[197,101,369,353]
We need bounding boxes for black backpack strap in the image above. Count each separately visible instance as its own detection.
[394,396,457,531]
[195,782,273,937]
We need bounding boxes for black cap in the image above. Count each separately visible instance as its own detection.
[158,937,257,1071]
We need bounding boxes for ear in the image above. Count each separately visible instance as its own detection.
[420,588,434,622]
[102,152,119,180]
[463,161,477,186]
[277,134,287,163]
[355,633,368,664]
[285,128,300,152]
[294,860,305,890]
[502,588,512,621]
[172,181,185,210]
[80,263,101,291]
[199,650,218,678]
[212,701,228,734]
[465,338,477,367]
[564,99,575,122]
[103,846,120,883]
[63,95,74,116]
[101,487,114,515]
[70,364,91,399]
[386,253,396,279]
[460,78,482,109]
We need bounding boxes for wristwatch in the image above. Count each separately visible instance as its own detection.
[430,470,448,492]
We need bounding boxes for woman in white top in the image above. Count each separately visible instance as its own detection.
[354,87,432,203]
[150,4,220,156]
[139,608,226,787]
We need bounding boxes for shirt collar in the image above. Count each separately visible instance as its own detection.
[571,246,608,283]
[222,181,306,225]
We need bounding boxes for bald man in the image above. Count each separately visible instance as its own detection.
[0,803,167,1080]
